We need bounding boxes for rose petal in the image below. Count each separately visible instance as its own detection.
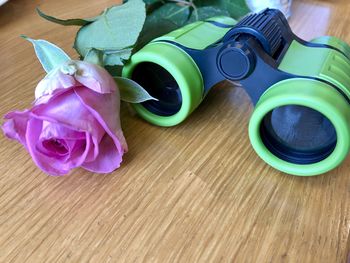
[34,60,116,103]
[35,68,76,102]
[2,110,30,146]
[74,86,127,153]
[35,88,70,106]
[66,135,90,167]
[36,121,86,161]
[40,121,86,141]
[74,87,126,172]
[82,133,123,173]
[33,89,105,141]
[37,138,69,158]
[74,61,116,94]
[26,117,91,176]
[84,134,99,163]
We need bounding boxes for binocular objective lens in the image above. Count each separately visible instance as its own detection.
[131,62,182,116]
[260,105,337,164]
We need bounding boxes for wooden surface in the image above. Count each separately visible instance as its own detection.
[1,0,350,262]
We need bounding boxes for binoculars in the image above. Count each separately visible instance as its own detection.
[123,9,350,176]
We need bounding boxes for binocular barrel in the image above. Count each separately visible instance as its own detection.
[123,16,237,126]
[122,9,350,176]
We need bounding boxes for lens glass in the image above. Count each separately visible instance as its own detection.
[260,105,337,164]
[132,62,182,116]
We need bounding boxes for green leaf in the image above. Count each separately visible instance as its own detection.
[189,6,230,22]
[144,0,164,16]
[136,2,191,48]
[103,47,133,66]
[136,16,178,50]
[191,0,250,19]
[139,0,249,49]
[143,0,161,5]
[146,2,191,27]
[74,0,146,66]
[21,35,71,73]
[36,8,100,26]
[114,77,158,103]
[223,0,250,18]
[105,65,123,77]
[84,48,104,66]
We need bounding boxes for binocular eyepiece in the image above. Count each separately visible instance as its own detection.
[122,9,350,176]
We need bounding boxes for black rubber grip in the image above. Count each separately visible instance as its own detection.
[224,9,287,56]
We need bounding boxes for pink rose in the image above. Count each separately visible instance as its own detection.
[2,60,127,176]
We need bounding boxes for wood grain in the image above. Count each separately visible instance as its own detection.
[1,0,350,262]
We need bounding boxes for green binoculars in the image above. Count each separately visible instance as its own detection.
[123,9,350,176]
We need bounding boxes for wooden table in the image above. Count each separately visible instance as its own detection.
[1,0,350,262]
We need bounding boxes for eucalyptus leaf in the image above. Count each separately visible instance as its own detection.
[103,47,133,66]
[146,2,191,27]
[144,0,163,15]
[223,0,251,18]
[84,48,104,66]
[139,0,249,49]
[136,2,187,50]
[190,0,250,19]
[136,17,178,50]
[22,35,71,73]
[74,0,146,66]
[36,8,100,26]
[105,65,123,77]
[114,77,158,103]
[189,6,230,22]
[143,0,161,5]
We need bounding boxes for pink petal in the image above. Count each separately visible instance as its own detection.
[35,68,76,103]
[34,60,117,108]
[2,110,30,146]
[74,87,126,172]
[82,133,123,173]
[32,89,105,141]
[84,134,99,163]
[40,121,86,140]
[74,61,116,94]
[36,138,70,159]
[74,86,127,153]
[36,121,86,161]
[26,117,91,176]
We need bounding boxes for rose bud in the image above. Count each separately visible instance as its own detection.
[2,60,127,176]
